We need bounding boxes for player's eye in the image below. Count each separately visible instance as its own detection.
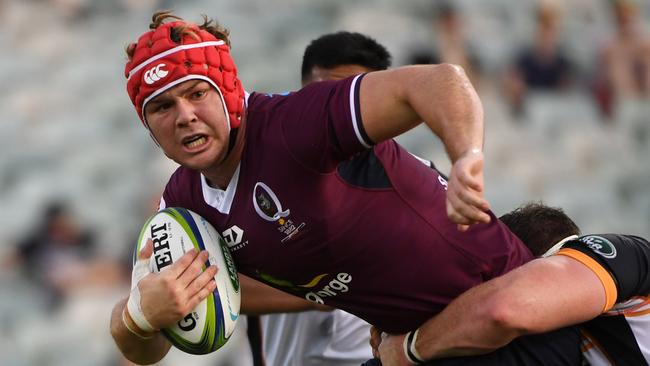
[154,102,173,113]
[191,89,207,100]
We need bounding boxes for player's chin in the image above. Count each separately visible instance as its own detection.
[181,151,224,171]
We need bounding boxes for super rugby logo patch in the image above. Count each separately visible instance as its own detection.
[579,235,617,259]
[253,182,305,243]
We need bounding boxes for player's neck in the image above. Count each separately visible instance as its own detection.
[203,115,247,190]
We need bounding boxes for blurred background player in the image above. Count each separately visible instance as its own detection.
[503,1,574,117]
[372,202,650,365]
[250,31,391,366]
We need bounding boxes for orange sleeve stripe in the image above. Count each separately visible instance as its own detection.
[557,248,618,312]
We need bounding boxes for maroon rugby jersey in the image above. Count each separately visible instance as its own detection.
[160,75,533,333]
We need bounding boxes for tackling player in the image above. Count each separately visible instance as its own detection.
[372,203,650,365]
[109,11,581,365]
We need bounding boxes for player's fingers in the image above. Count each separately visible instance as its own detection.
[369,326,382,351]
[454,185,490,212]
[447,195,490,225]
[186,265,218,296]
[456,169,483,192]
[177,250,210,288]
[186,279,217,311]
[167,248,199,279]
[140,239,154,259]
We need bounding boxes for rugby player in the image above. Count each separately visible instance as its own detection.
[109,11,581,365]
[372,203,650,365]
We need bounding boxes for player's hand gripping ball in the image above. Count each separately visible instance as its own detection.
[134,207,241,354]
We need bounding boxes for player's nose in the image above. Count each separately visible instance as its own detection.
[175,99,198,126]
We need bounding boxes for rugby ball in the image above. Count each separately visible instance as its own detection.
[134,207,240,355]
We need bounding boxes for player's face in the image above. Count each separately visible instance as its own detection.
[144,80,230,172]
[306,64,373,84]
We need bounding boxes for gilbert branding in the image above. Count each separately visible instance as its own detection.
[150,222,173,270]
[144,63,169,84]
[580,235,617,259]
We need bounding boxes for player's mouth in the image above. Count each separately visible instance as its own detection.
[182,134,209,150]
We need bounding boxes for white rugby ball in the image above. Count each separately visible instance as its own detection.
[134,207,240,355]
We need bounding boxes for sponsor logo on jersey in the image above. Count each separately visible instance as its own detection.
[304,273,353,304]
[580,235,617,259]
[143,63,169,85]
[253,182,305,243]
[254,270,352,305]
[222,225,247,251]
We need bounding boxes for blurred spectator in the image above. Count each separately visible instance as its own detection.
[406,2,482,87]
[592,0,650,117]
[13,201,125,310]
[504,2,574,116]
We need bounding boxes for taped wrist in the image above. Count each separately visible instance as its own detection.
[122,307,154,340]
[126,284,157,334]
[403,329,426,364]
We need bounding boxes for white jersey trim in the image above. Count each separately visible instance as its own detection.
[349,74,371,149]
[200,164,240,214]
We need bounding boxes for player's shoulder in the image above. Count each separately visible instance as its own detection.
[163,166,201,204]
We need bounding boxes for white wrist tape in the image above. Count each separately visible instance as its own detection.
[127,285,156,333]
[403,329,426,364]
[122,308,154,339]
[126,247,156,333]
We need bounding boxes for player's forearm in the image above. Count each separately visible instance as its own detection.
[414,256,606,360]
[109,297,171,364]
[412,279,525,360]
[240,274,327,315]
[412,63,484,162]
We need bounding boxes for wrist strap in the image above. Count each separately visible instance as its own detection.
[403,329,426,364]
[122,308,154,340]
[126,285,156,333]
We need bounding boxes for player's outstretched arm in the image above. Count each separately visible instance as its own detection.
[359,65,490,228]
[376,255,605,364]
[239,274,331,315]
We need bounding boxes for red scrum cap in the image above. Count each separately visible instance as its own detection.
[125,20,245,130]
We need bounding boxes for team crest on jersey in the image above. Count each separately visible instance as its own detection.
[579,235,617,259]
[253,182,305,243]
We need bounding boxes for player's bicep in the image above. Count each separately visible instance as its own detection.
[359,69,422,144]
[494,255,605,333]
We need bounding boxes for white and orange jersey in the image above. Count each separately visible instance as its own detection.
[558,234,650,365]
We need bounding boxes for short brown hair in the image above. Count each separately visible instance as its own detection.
[499,202,581,256]
[126,10,231,61]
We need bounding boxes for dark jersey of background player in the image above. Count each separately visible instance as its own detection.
[160,74,531,334]
[560,234,650,366]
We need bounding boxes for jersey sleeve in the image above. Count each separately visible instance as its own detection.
[278,74,374,172]
[557,234,650,312]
